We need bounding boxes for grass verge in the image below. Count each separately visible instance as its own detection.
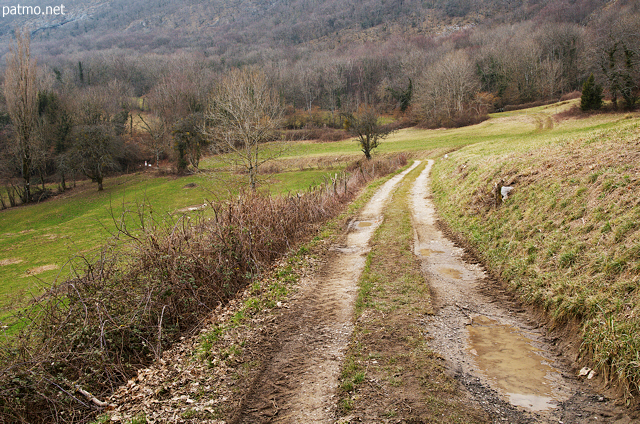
[431,110,640,401]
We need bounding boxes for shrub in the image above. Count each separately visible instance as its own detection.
[580,74,603,111]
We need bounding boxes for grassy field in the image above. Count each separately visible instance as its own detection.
[0,123,485,315]
[2,102,639,399]
[431,104,640,398]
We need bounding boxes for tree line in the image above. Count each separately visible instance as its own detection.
[1,3,639,206]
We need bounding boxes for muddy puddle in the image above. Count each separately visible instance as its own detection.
[468,315,566,411]
[357,221,373,227]
[437,266,462,279]
[419,248,444,257]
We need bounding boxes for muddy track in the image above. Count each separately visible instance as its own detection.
[228,162,421,423]
[411,160,636,423]
[230,159,638,424]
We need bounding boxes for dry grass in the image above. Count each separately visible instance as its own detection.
[431,112,640,400]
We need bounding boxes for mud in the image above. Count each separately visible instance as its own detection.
[467,315,561,411]
[228,161,420,423]
[419,248,444,257]
[410,160,638,423]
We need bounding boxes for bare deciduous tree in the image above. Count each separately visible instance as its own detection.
[138,113,165,168]
[344,106,394,160]
[69,125,122,191]
[415,49,480,126]
[4,29,39,203]
[204,68,284,190]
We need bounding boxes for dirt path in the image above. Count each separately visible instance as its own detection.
[229,161,421,423]
[410,160,636,423]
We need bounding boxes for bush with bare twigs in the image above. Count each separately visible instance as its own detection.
[0,154,407,424]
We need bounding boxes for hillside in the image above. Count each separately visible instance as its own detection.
[432,104,640,401]
[0,0,612,59]
[95,104,639,423]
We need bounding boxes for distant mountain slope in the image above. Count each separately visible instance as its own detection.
[0,0,610,58]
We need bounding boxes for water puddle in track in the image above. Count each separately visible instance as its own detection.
[419,248,444,257]
[410,160,578,419]
[437,267,462,279]
[468,315,562,411]
[357,221,373,227]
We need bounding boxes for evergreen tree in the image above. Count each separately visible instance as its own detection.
[581,74,603,111]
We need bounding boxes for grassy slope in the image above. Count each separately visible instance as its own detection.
[431,105,640,397]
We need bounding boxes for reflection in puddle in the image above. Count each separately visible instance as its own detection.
[437,267,461,279]
[468,316,561,411]
[357,221,373,227]
[420,248,444,257]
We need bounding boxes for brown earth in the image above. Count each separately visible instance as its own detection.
[24,264,59,276]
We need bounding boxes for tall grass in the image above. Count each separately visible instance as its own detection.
[0,154,407,424]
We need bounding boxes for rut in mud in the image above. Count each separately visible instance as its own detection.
[229,162,420,423]
[411,160,636,423]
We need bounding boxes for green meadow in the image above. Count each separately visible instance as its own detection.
[2,102,638,362]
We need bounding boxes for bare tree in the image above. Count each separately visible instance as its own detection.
[69,125,122,191]
[344,106,394,160]
[138,113,165,168]
[4,29,39,203]
[204,68,284,190]
[415,49,480,126]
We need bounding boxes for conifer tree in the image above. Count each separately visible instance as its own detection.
[581,74,603,111]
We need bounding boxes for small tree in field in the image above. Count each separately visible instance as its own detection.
[344,107,394,160]
[204,68,283,190]
[69,125,122,191]
[172,113,208,173]
[581,74,603,111]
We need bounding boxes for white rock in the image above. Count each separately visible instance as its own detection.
[578,367,591,377]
